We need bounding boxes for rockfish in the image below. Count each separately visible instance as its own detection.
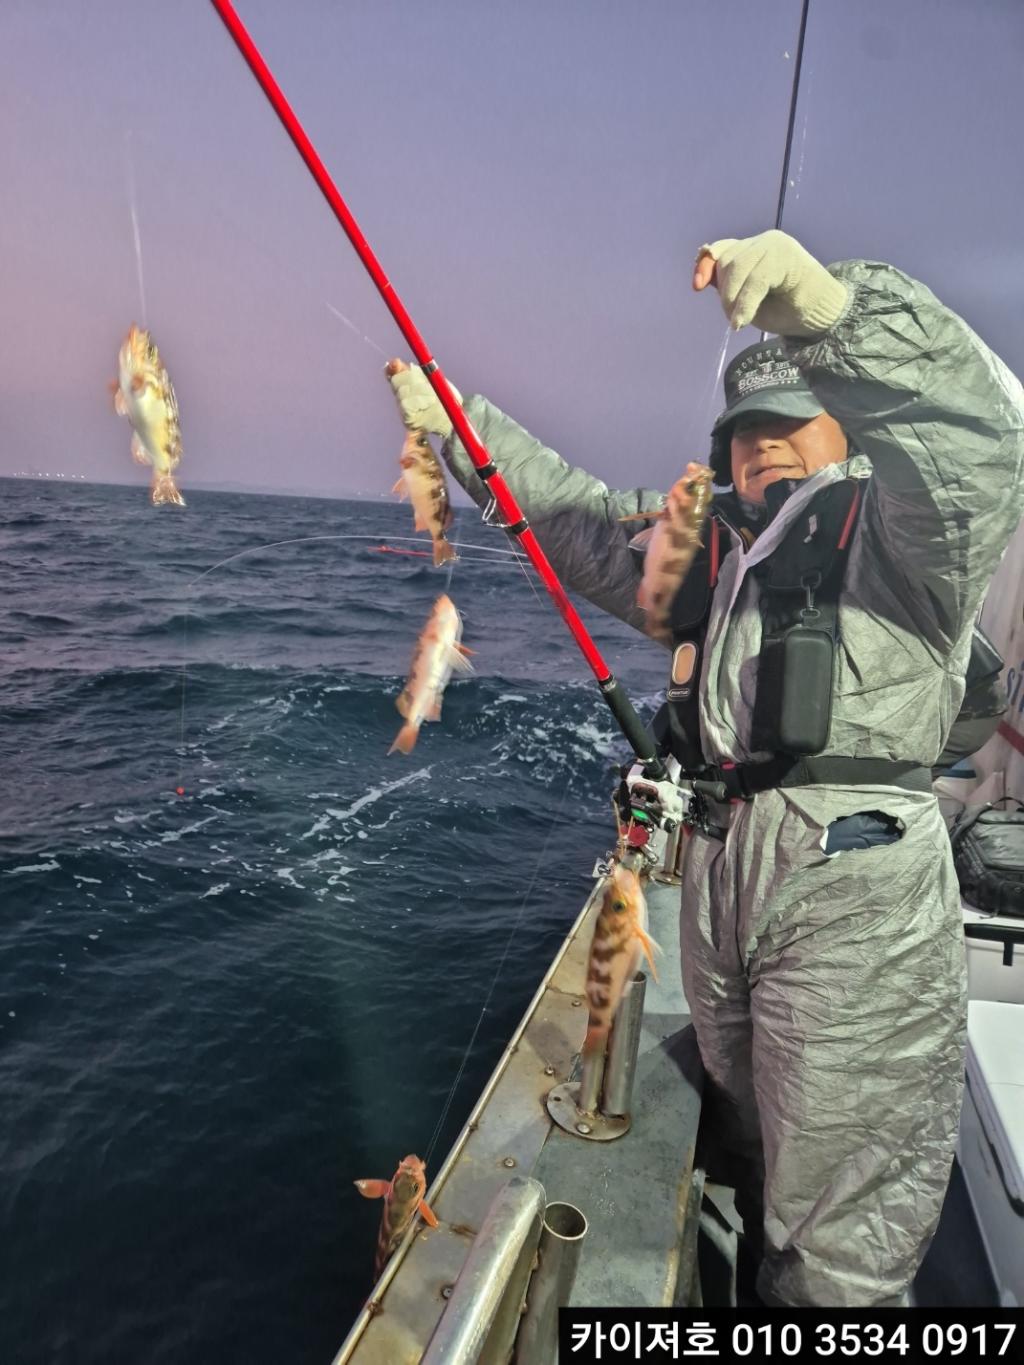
[390,594,473,755]
[583,861,660,1056]
[111,324,185,506]
[393,429,458,567]
[635,462,713,643]
[355,1154,439,1281]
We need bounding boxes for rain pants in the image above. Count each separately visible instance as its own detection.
[439,260,1024,1306]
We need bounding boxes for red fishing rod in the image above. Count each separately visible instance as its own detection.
[209,0,665,778]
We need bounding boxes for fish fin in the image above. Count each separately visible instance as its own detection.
[455,644,475,657]
[418,1200,439,1229]
[628,526,657,551]
[354,1179,388,1199]
[388,722,420,755]
[392,477,407,499]
[131,373,146,394]
[152,474,186,507]
[443,504,455,531]
[432,539,458,567]
[634,927,661,982]
[130,433,152,467]
[395,688,414,719]
[447,645,474,674]
[426,697,443,722]
[413,513,428,532]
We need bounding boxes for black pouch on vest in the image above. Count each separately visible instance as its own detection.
[749,481,861,758]
[951,804,1024,918]
[756,624,835,756]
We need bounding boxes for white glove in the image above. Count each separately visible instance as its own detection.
[387,363,462,437]
[697,229,848,336]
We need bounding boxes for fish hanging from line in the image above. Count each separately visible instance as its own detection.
[629,462,713,644]
[384,358,458,567]
[390,593,473,756]
[355,1154,439,1281]
[583,858,660,1057]
[110,324,186,506]
[393,428,458,567]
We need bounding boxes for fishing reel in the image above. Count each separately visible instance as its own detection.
[615,759,687,839]
[592,759,688,879]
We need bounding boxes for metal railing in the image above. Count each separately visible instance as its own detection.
[421,1178,587,1365]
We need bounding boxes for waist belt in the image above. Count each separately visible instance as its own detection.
[692,756,933,803]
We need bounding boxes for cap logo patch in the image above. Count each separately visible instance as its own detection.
[732,353,803,399]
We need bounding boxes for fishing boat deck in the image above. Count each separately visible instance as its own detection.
[334,843,1003,1362]
[333,857,703,1362]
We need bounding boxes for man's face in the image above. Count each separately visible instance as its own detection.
[730,411,848,504]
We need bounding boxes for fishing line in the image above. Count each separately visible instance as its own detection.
[124,131,148,328]
[422,775,574,1169]
[325,303,389,358]
[371,550,524,568]
[511,540,549,615]
[187,532,525,588]
[442,508,461,594]
[116,125,390,367]
[177,608,189,795]
[790,104,811,209]
[699,325,732,444]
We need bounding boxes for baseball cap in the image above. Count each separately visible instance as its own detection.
[712,340,823,435]
[709,340,823,483]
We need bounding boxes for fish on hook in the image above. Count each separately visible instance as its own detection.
[355,1153,439,1280]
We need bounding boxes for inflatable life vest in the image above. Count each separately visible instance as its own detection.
[647,479,1005,795]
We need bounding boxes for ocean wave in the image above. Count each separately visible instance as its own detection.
[5,611,78,629]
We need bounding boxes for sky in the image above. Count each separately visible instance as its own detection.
[1,0,1023,500]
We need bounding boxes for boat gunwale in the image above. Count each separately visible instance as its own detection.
[332,868,612,1363]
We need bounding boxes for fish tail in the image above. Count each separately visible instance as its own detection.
[433,538,458,567]
[583,1021,608,1055]
[152,473,186,507]
[388,722,420,755]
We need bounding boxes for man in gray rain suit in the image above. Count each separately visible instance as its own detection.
[388,229,1024,1306]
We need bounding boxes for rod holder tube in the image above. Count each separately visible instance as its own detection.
[421,1177,545,1365]
[513,1202,589,1365]
[601,972,647,1117]
[576,1045,605,1116]
[661,824,682,881]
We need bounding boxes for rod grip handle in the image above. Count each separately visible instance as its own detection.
[600,678,667,780]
